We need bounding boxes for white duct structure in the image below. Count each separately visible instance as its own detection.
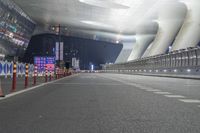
[115,40,136,63]
[144,2,187,57]
[142,42,154,58]
[146,20,183,56]
[172,0,200,50]
[127,35,154,61]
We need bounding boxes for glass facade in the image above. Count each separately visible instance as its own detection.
[0,0,35,58]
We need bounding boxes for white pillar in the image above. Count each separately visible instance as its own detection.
[115,37,136,63]
[147,20,184,56]
[172,0,200,50]
[142,42,154,58]
[127,35,154,61]
[146,2,186,56]
[115,48,132,63]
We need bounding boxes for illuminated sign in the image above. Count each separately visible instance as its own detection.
[34,56,55,72]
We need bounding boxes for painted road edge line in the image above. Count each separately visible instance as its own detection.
[178,99,200,103]
[0,74,79,101]
[164,95,185,98]
[154,92,171,95]
[145,89,161,92]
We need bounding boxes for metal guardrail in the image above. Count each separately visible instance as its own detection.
[103,47,200,76]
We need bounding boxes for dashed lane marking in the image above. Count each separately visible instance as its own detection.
[178,99,200,103]
[146,89,161,92]
[164,95,185,98]
[139,86,153,90]
[97,74,200,108]
[154,92,170,94]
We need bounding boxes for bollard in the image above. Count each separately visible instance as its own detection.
[64,69,66,77]
[45,65,48,82]
[24,64,29,88]
[60,69,62,78]
[33,65,37,85]
[49,69,52,81]
[55,67,58,79]
[51,70,54,80]
[11,62,17,92]
[58,69,60,79]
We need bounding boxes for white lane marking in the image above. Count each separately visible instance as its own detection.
[0,74,78,101]
[164,95,185,98]
[98,74,200,107]
[178,99,200,103]
[146,89,161,92]
[51,83,123,86]
[140,86,153,90]
[154,92,171,95]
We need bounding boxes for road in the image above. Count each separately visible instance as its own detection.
[0,76,46,95]
[0,73,200,133]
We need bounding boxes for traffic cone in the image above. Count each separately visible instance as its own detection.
[0,81,5,97]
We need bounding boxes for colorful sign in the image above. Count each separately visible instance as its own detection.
[34,57,55,72]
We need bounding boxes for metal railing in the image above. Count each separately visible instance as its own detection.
[0,60,34,77]
[103,47,200,76]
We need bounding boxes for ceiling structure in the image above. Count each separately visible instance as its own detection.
[12,0,186,46]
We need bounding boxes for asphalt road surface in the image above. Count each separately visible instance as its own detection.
[0,73,200,133]
[0,76,46,95]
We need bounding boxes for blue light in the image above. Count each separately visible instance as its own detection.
[91,65,94,71]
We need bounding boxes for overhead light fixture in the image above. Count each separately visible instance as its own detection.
[79,0,129,9]
[81,20,112,28]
